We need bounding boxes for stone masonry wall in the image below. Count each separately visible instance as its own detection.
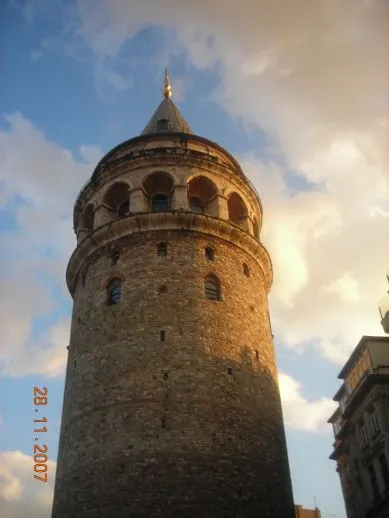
[52,228,294,518]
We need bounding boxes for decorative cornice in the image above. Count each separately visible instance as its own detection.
[67,211,273,297]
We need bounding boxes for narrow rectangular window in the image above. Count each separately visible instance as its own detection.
[160,330,165,342]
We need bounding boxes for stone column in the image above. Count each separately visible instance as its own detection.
[211,195,229,219]
[94,205,115,228]
[171,184,188,210]
[130,188,149,213]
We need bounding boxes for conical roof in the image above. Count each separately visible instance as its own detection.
[141,70,192,136]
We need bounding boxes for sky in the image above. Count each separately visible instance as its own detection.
[1,0,388,517]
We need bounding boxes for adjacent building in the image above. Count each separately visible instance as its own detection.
[379,274,389,334]
[329,336,389,517]
[295,504,321,517]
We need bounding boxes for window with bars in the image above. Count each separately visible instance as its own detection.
[205,247,214,261]
[157,242,167,256]
[204,276,220,301]
[107,278,121,304]
[190,196,205,213]
[243,263,249,277]
[152,194,170,212]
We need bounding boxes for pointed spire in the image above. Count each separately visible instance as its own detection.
[141,69,192,135]
[163,68,172,98]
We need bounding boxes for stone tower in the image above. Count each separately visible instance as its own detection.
[52,71,295,518]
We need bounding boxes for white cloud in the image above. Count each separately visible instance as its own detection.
[30,50,43,61]
[0,451,55,518]
[279,373,336,433]
[0,114,100,378]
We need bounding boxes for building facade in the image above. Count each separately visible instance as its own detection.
[51,73,295,517]
[329,336,389,517]
[295,505,321,518]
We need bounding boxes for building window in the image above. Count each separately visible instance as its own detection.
[111,249,120,265]
[204,275,220,301]
[360,423,368,447]
[243,263,249,277]
[189,196,205,213]
[160,330,165,342]
[368,464,380,500]
[152,194,170,212]
[379,453,389,489]
[157,242,167,256]
[107,278,121,304]
[205,247,214,261]
[118,200,130,217]
[371,412,380,435]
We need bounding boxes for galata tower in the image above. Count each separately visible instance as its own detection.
[52,71,295,518]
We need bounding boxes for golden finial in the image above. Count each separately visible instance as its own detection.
[163,68,172,98]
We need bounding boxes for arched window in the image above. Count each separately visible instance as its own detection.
[157,242,167,256]
[143,171,174,212]
[243,263,250,277]
[204,275,220,301]
[152,194,170,212]
[228,192,248,226]
[82,204,95,231]
[103,182,130,217]
[107,278,121,304]
[118,200,130,217]
[190,196,205,213]
[187,176,217,215]
[205,247,214,261]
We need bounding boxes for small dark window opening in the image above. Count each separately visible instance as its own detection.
[163,372,169,380]
[118,200,130,217]
[160,330,165,342]
[107,278,121,304]
[161,417,166,428]
[157,242,167,256]
[152,194,170,212]
[205,247,214,261]
[159,285,167,293]
[227,367,232,375]
[112,249,120,265]
[255,350,259,360]
[190,196,205,213]
[204,279,219,300]
[243,263,250,277]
